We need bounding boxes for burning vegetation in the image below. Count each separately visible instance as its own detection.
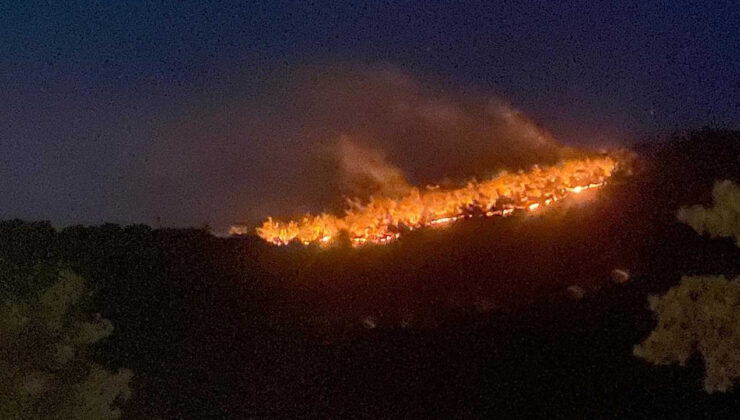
[235,155,620,246]
[224,67,633,247]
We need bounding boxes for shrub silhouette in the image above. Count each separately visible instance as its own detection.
[636,180,740,393]
[678,180,740,246]
[634,275,740,393]
[0,269,133,419]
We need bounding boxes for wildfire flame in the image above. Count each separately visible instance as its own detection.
[235,156,619,246]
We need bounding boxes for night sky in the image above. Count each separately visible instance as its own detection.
[2,1,738,231]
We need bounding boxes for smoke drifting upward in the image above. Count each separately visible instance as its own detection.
[259,64,574,218]
[295,65,566,189]
[330,136,410,200]
[140,63,580,230]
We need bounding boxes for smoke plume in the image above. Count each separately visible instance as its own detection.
[294,64,565,188]
[142,63,574,230]
[326,136,410,201]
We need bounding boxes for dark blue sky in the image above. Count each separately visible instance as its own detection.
[2,1,738,230]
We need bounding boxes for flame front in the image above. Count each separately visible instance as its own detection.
[240,157,618,246]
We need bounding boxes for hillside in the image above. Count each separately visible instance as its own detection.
[1,130,739,418]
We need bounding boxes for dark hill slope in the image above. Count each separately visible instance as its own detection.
[1,129,738,418]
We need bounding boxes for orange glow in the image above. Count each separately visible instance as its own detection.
[237,156,619,246]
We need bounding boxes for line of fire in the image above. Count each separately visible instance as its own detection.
[232,155,625,247]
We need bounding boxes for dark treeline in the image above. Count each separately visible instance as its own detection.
[1,129,740,418]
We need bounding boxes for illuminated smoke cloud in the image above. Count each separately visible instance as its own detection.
[294,64,567,189]
[330,136,410,200]
[143,63,581,230]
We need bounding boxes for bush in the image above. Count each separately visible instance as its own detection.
[634,275,740,393]
[0,269,133,419]
[636,180,740,393]
[678,180,740,246]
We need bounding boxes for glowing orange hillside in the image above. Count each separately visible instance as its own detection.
[234,156,619,246]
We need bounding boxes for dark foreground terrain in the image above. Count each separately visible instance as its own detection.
[2,130,739,418]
